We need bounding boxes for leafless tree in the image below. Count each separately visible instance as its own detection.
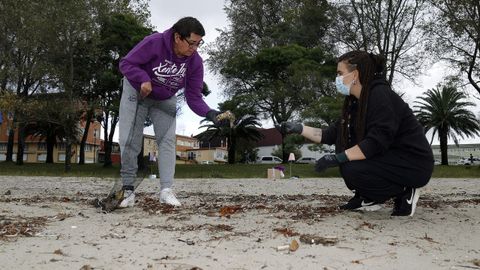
[425,0,480,95]
[329,0,429,85]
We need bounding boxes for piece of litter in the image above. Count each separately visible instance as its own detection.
[299,234,338,246]
[178,239,195,245]
[289,239,299,251]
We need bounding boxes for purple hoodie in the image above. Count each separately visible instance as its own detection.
[119,28,211,117]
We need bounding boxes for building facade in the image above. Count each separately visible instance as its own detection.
[0,112,101,163]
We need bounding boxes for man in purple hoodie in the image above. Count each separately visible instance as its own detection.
[117,17,225,207]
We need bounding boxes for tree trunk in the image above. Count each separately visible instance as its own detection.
[78,136,86,164]
[228,136,236,164]
[6,128,14,162]
[103,115,118,168]
[103,140,112,167]
[64,138,72,172]
[439,127,448,165]
[78,108,94,165]
[64,41,74,172]
[46,133,55,163]
[15,123,25,165]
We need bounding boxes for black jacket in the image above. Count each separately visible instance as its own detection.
[322,78,433,165]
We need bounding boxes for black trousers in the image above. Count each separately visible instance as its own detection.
[339,151,433,202]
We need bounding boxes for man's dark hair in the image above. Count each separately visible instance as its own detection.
[172,17,205,39]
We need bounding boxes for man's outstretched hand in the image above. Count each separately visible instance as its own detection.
[206,110,235,127]
[275,122,303,135]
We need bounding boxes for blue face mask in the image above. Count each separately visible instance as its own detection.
[335,72,354,96]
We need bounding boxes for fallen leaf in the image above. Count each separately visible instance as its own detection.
[219,205,242,217]
[274,228,299,237]
[356,221,375,230]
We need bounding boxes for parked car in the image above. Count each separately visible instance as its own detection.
[201,160,214,165]
[295,157,317,164]
[257,156,283,164]
[456,157,480,165]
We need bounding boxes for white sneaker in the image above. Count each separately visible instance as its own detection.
[118,190,135,208]
[159,188,181,206]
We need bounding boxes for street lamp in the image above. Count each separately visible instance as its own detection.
[93,129,97,164]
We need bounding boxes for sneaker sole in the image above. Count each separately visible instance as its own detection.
[355,204,382,212]
[118,201,134,208]
[159,200,181,207]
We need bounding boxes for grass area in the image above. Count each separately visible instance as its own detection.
[0,161,479,178]
[174,164,341,178]
[0,162,121,177]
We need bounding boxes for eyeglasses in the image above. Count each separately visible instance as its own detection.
[184,38,204,48]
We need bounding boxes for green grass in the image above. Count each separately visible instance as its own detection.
[0,161,479,178]
[0,162,121,177]
[173,164,340,178]
[429,164,480,178]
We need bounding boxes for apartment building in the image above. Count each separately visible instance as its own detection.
[0,112,101,163]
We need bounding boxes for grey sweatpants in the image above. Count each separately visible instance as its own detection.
[119,78,177,190]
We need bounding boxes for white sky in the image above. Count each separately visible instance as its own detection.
[137,0,480,144]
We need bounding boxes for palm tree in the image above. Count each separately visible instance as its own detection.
[414,84,480,165]
[24,94,82,164]
[199,115,264,164]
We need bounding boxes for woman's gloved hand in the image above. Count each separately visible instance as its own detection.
[315,152,349,172]
[275,122,303,135]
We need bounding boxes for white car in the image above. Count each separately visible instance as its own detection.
[201,160,214,165]
[257,156,283,164]
[456,157,479,165]
[295,157,317,164]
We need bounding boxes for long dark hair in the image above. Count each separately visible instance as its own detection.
[337,51,386,150]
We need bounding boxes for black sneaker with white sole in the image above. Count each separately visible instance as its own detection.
[339,193,382,211]
[391,187,420,216]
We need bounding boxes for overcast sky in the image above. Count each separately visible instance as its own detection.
[144,0,479,144]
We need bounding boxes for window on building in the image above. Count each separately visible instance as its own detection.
[188,151,196,160]
[38,143,47,151]
[37,153,47,162]
[0,143,6,151]
[58,143,66,150]
[12,154,27,161]
[112,144,120,152]
[84,144,92,152]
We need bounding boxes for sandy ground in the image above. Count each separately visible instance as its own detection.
[0,176,479,270]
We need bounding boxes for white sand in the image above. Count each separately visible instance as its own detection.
[0,176,479,270]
